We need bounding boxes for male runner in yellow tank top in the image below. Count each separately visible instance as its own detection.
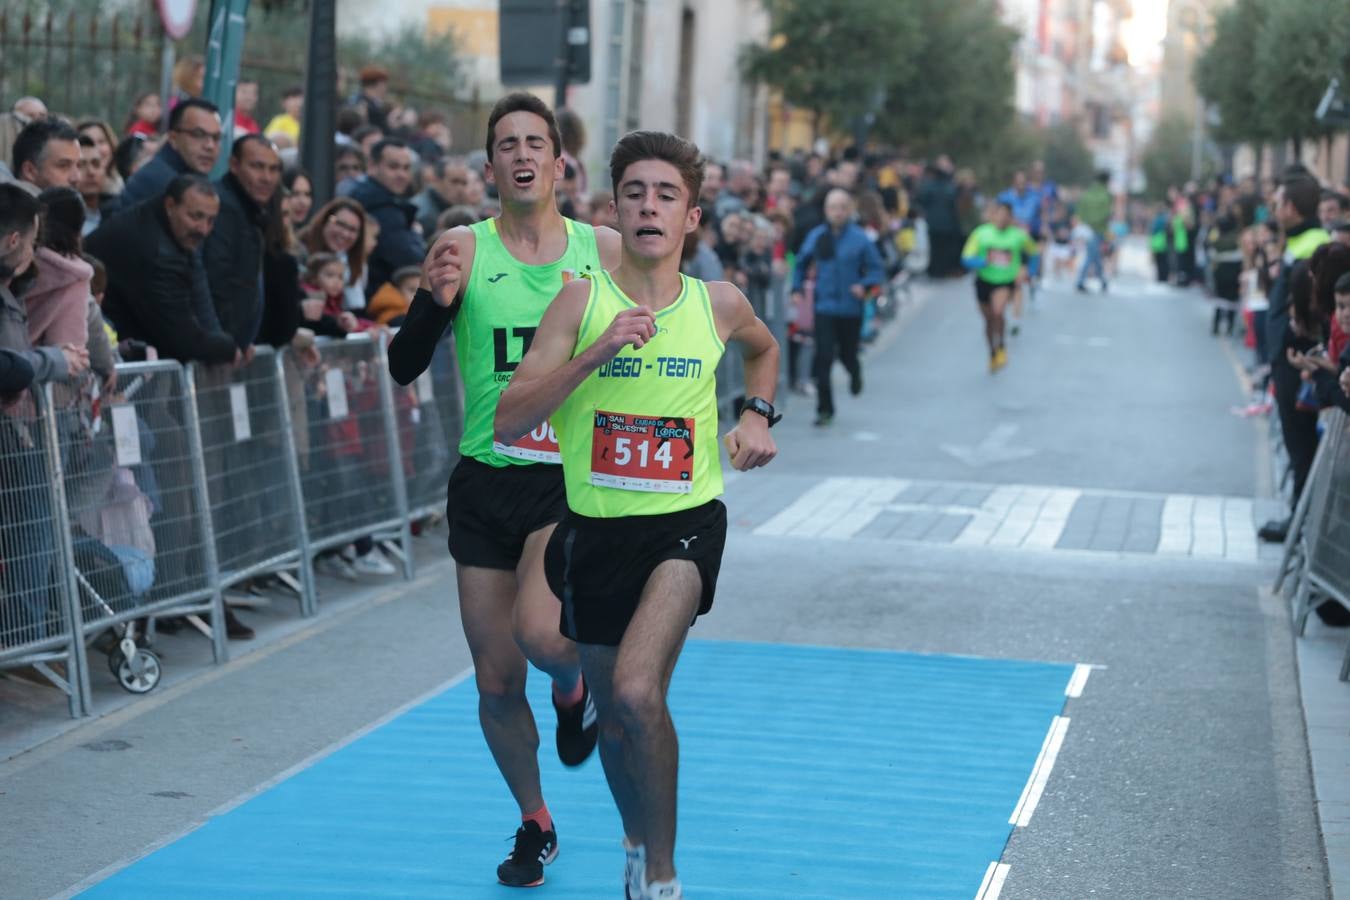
[497,131,780,900]
[388,93,622,888]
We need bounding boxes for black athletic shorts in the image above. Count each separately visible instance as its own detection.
[445,457,566,570]
[975,277,1012,305]
[545,499,727,647]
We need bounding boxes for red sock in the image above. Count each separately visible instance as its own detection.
[553,675,584,707]
[522,804,553,833]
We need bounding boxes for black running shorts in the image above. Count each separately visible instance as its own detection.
[545,499,728,647]
[445,457,567,570]
[975,277,1012,305]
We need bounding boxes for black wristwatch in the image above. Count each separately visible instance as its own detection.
[742,396,782,427]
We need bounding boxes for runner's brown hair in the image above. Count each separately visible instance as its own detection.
[484,92,562,161]
[608,131,704,209]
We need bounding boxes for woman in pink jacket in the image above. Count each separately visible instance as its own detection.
[26,187,93,353]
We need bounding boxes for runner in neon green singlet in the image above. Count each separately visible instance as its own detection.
[497,130,780,900]
[551,270,725,518]
[961,201,1038,372]
[455,215,600,466]
[386,93,622,890]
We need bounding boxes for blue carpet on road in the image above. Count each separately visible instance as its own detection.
[82,640,1074,899]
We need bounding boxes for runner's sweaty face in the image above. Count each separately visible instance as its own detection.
[615,159,700,261]
[486,111,563,207]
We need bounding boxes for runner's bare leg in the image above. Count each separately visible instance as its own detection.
[458,565,543,814]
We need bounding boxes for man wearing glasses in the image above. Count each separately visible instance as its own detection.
[119,98,224,210]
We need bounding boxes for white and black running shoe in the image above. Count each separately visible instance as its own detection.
[497,820,558,887]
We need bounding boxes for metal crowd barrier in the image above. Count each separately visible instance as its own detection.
[0,386,87,716]
[61,363,226,699]
[1279,409,1350,681]
[192,348,316,616]
[402,336,463,520]
[287,335,414,580]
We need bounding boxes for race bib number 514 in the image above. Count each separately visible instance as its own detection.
[591,411,695,493]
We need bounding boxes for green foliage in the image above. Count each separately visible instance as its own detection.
[1140,114,1199,200]
[1252,0,1349,144]
[741,0,920,133]
[1195,0,1350,146]
[1039,121,1096,188]
[1191,0,1268,145]
[876,0,1019,164]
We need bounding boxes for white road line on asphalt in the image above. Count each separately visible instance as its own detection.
[818,478,909,539]
[1021,488,1081,550]
[1009,715,1071,828]
[754,479,839,536]
[976,861,1011,900]
[1223,497,1258,562]
[1158,494,1195,554]
[752,476,1263,563]
[953,485,1023,545]
[1191,495,1226,558]
[1065,663,1093,698]
[789,477,878,538]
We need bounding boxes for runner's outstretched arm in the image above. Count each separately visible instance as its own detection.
[388,227,476,384]
[495,278,656,444]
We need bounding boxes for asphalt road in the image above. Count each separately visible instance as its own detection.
[0,258,1330,899]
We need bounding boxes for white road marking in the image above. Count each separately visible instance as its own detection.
[1158,494,1195,554]
[1010,715,1071,827]
[752,477,1260,562]
[1065,663,1093,698]
[976,862,1011,900]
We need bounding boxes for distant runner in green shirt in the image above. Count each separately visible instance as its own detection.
[387,92,622,889]
[962,200,1039,371]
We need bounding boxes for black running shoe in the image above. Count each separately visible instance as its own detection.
[553,681,598,766]
[850,370,863,396]
[497,820,558,887]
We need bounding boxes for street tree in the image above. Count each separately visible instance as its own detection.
[1252,0,1350,157]
[1141,115,1199,199]
[740,0,921,139]
[1192,0,1271,147]
[874,0,1019,166]
[1040,121,1096,188]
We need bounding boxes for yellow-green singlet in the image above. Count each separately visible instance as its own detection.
[553,271,726,518]
[455,216,601,467]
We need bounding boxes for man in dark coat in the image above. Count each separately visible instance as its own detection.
[350,137,425,299]
[85,175,237,365]
[917,156,963,278]
[202,134,282,355]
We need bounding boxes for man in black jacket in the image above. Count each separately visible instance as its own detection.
[202,134,282,356]
[1259,174,1330,542]
[350,138,426,299]
[85,174,237,365]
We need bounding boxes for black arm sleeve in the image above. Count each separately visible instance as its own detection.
[388,288,457,385]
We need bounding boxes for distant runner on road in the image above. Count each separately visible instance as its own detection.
[962,200,1039,372]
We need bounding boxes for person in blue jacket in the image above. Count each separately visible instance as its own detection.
[791,188,884,426]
